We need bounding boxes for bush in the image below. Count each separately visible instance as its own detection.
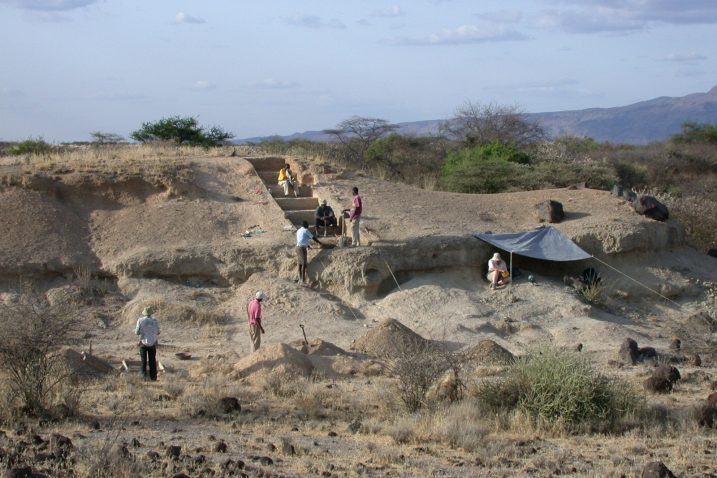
[131,116,234,147]
[0,293,83,417]
[387,344,461,412]
[476,347,640,431]
[671,122,717,144]
[9,137,54,156]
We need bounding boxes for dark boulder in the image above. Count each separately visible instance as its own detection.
[696,403,717,428]
[632,195,669,222]
[638,347,658,362]
[690,354,702,367]
[653,364,681,384]
[644,375,673,394]
[669,338,681,352]
[535,200,565,223]
[219,397,241,414]
[166,445,181,460]
[619,338,639,365]
[707,248,717,259]
[641,461,676,478]
[5,467,34,478]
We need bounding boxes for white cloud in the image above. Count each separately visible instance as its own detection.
[0,0,97,10]
[284,13,346,29]
[371,5,403,18]
[251,78,300,90]
[193,80,215,90]
[387,25,528,46]
[175,11,205,24]
[535,0,717,34]
[657,52,707,62]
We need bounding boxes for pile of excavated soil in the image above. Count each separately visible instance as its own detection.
[288,338,352,356]
[462,339,515,366]
[61,349,116,378]
[232,343,314,379]
[351,318,431,357]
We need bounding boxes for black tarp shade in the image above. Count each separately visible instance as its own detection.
[473,227,591,261]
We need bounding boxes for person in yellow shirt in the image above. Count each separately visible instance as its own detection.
[278,164,297,196]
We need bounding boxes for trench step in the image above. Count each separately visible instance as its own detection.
[269,185,313,198]
[275,197,319,211]
[285,210,317,225]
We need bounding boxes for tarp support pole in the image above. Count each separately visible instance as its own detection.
[510,251,513,288]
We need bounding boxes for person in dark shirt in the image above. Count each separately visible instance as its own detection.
[315,199,337,233]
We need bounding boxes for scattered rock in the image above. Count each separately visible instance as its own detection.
[669,338,681,352]
[5,467,34,478]
[146,451,160,461]
[50,434,73,452]
[213,441,227,453]
[131,438,140,448]
[708,393,717,406]
[644,375,673,394]
[619,338,639,364]
[707,248,717,259]
[166,445,181,460]
[327,431,337,437]
[696,404,717,428]
[641,461,676,478]
[690,354,702,367]
[654,364,681,384]
[535,200,565,223]
[172,474,190,478]
[575,343,583,352]
[219,397,241,414]
[632,195,669,222]
[638,347,658,361]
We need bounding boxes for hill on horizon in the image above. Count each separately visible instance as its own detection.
[239,84,717,145]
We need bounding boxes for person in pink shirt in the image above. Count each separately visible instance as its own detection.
[247,291,267,352]
[342,186,362,246]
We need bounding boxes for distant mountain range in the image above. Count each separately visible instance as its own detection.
[239,84,717,145]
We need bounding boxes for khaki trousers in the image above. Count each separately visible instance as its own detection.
[249,323,261,352]
[351,218,360,246]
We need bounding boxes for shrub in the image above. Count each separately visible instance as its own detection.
[671,122,717,144]
[476,347,641,431]
[386,343,461,412]
[9,137,54,156]
[0,292,83,417]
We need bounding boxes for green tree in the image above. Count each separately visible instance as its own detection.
[131,116,234,146]
[671,122,717,144]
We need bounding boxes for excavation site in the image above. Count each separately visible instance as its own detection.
[0,148,716,478]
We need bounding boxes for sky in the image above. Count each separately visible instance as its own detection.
[1,0,716,142]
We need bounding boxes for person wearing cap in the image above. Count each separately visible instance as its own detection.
[247,291,267,352]
[315,199,337,233]
[487,252,510,289]
[296,220,323,284]
[277,164,298,197]
[135,306,160,380]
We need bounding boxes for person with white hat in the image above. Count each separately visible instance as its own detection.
[487,252,510,290]
[135,306,160,380]
[247,291,267,352]
[314,198,337,235]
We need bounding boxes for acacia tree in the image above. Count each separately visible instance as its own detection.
[440,102,545,148]
[90,131,126,144]
[131,116,234,147]
[324,116,398,166]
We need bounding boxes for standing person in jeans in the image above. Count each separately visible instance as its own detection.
[345,186,362,246]
[247,291,267,352]
[296,220,323,284]
[135,306,160,380]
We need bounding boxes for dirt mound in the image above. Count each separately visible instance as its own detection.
[351,318,430,357]
[232,343,314,379]
[288,338,351,356]
[61,349,116,378]
[463,339,515,366]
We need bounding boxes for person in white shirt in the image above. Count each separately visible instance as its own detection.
[135,306,160,380]
[487,252,510,290]
[296,220,323,284]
